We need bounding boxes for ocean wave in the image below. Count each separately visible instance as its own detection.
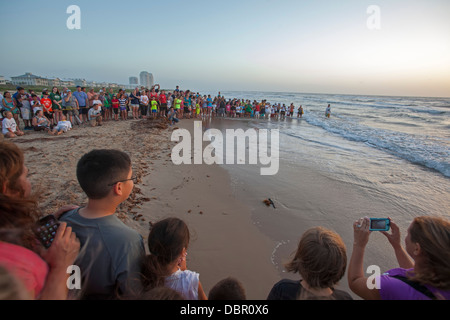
[405,108,447,115]
[303,112,450,178]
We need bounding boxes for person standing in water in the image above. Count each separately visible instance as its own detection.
[298,105,304,118]
[325,104,331,118]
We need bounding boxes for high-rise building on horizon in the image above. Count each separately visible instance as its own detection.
[139,71,154,88]
[129,76,138,86]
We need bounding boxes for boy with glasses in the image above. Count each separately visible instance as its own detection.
[59,149,145,299]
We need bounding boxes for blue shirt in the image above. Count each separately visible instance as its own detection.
[73,91,88,106]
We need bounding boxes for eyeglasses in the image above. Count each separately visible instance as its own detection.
[108,176,138,186]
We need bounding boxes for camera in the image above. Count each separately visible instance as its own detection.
[369,218,390,231]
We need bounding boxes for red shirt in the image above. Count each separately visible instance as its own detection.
[112,98,119,108]
[41,98,53,112]
[159,94,167,104]
[0,241,49,299]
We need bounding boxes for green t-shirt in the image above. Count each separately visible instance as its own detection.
[151,100,158,110]
[103,96,111,108]
[174,99,181,109]
[50,92,62,110]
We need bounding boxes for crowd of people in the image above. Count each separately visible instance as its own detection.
[0,139,449,301]
[1,85,312,139]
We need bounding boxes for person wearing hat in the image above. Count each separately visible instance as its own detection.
[73,86,89,123]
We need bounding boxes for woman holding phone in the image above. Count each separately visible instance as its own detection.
[0,141,80,299]
[348,216,450,300]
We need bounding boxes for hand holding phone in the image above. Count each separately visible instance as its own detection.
[33,215,60,248]
[41,221,80,271]
[369,218,390,231]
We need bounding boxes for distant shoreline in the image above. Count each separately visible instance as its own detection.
[1,84,449,99]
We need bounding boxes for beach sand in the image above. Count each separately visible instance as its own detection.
[14,118,280,299]
[13,115,402,300]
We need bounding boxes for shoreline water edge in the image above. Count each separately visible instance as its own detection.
[9,91,450,300]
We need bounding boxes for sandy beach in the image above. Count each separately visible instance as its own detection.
[11,113,423,300]
[13,118,280,299]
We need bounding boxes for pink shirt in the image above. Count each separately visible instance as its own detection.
[0,241,49,298]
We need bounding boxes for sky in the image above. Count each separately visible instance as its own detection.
[1,0,449,97]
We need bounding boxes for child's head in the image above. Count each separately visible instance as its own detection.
[76,149,132,200]
[147,217,190,265]
[208,277,246,300]
[285,226,347,289]
[142,217,190,289]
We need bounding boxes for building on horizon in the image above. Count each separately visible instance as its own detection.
[11,72,48,87]
[8,72,126,89]
[129,76,138,86]
[139,71,154,89]
[73,79,87,87]
[149,73,154,88]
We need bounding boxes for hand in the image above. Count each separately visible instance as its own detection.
[41,222,80,270]
[53,205,79,219]
[381,218,402,249]
[353,216,371,248]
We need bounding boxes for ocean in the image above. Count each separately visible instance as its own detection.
[208,91,450,220]
[172,90,450,288]
[199,91,449,281]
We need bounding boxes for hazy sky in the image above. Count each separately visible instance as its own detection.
[1,0,449,97]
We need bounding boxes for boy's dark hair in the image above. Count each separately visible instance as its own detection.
[76,149,131,199]
[208,277,246,300]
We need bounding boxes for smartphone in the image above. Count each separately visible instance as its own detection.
[369,218,390,231]
[33,215,60,248]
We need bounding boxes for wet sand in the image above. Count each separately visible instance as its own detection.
[15,115,404,300]
[15,118,280,299]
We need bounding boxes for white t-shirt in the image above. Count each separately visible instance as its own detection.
[140,95,149,105]
[93,99,102,106]
[2,117,17,134]
[88,107,102,120]
[31,101,43,114]
[165,269,199,300]
[56,120,72,131]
